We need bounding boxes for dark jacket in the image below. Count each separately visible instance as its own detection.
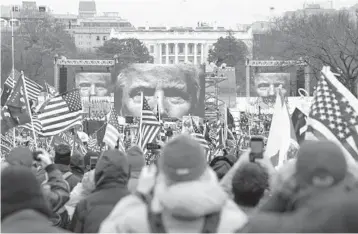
[70,150,130,233]
[55,164,81,191]
[2,209,66,233]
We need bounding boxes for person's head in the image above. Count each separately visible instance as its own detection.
[75,72,111,97]
[1,165,52,220]
[254,73,289,97]
[115,64,202,119]
[159,134,207,185]
[54,144,71,166]
[232,162,269,207]
[295,140,347,190]
[5,147,34,168]
[210,156,233,180]
[70,153,84,169]
[126,145,145,174]
[94,149,130,187]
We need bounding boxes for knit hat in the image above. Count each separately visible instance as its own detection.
[6,147,33,168]
[1,165,52,220]
[295,141,347,187]
[54,144,71,165]
[127,145,145,173]
[159,134,207,183]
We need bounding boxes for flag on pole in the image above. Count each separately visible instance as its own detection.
[4,70,43,101]
[215,120,225,149]
[305,66,358,165]
[103,107,123,149]
[291,107,308,144]
[191,117,209,153]
[1,76,32,134]
[38,89,83,136]
[136,95,161,155]
[20,114,42,135]
[45,82,58,96]
[1,84,12,106]
[266,91,298,168]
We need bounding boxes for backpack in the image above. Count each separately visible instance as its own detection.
[135,192,222,233]
[63,171,73,181]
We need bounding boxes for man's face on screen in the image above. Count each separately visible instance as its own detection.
[75,73,110,97]
[254,73,289,97]
[122,73,192,119]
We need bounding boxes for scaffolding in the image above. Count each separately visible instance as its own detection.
[204,69,228,122]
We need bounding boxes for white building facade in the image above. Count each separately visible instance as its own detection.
[109,28,253,64]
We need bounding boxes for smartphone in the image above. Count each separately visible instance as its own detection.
[249,136,264,162]
[90,156,98,170]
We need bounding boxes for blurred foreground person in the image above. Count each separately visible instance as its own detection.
[241,140,358,232]
[70,150,130,233]
[1,166,66,233]
[100,134,248,233]
[70,152,85,180]
[127,145,145,193]
[3,147,70,228]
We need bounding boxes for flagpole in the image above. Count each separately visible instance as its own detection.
[138,91,143,147]
[21,71,38,148]
[11,7,16,147]
[224,104,228,141]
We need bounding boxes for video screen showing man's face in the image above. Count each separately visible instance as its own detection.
[254,73,290,97]
[75,72,111,97]
[116,64,203,119]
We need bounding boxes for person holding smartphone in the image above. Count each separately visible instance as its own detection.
[3,147,71,228]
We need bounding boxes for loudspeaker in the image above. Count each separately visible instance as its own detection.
[59,67,68,94]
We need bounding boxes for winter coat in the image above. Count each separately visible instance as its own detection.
[70,151,130,233]
[2,209,66,233]
[55,164,81,191]
[99,168,248,233]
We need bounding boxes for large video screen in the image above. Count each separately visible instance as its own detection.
[113,63,205,119]
[75,72,112,97]
[251,73,291,97]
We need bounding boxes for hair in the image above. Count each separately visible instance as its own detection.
[232,162,269,207]
[114,63,202,114]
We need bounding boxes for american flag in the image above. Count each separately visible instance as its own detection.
[190,117,209,153]
[20,114,43,135]
[5,71,43,101]
[306,66,358,163]
[136,95,161,155]
[103,107,123,149]
[215,120,225,149]
[38,89,83,136]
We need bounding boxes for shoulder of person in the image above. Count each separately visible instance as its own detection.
[100,194,150,233]
[218,199,248,232]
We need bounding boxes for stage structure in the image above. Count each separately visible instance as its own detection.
[205,67,228,122]
[245,58,310,98]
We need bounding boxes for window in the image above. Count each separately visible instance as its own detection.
[189,44,193,54]
[150,45,154,53]
[96,36,100,41]
[103,36,107,40]
[162,44,166,54]
[169,44,174,54]
[179,44,184,54]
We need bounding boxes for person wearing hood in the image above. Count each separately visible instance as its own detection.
[127,145,145,193]
[69,149,130,233]
[99,134,248,233]
[54,144,81,191]
[70,152,85,180]
[1,165,66,233]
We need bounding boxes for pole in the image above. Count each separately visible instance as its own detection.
[224,104,228,141]
[138,91,143,148]
[21,71,38,148]
[11,8,16,147]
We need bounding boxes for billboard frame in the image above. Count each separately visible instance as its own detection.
[245,58,310,98]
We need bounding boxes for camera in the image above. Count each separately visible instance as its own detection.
[146,143,161,150]
[249,136,264,162]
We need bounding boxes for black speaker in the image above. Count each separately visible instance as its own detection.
[59,67,68,94]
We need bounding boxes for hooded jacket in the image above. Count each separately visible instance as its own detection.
[127,145,145,193]
[55,164,81,191]
[70,150,130,233]
[99,168,248,233]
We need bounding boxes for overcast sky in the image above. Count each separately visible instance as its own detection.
[2,0,357,27]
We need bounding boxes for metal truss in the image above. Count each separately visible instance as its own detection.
[205,74,227,122]
[56,59,115,66]
[246,60,307,67]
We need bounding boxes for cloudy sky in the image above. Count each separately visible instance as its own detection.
[2,0,357,27]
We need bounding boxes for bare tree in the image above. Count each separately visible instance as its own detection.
[254,10,358,95]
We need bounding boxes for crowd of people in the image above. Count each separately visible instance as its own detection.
[1,133,358,233]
